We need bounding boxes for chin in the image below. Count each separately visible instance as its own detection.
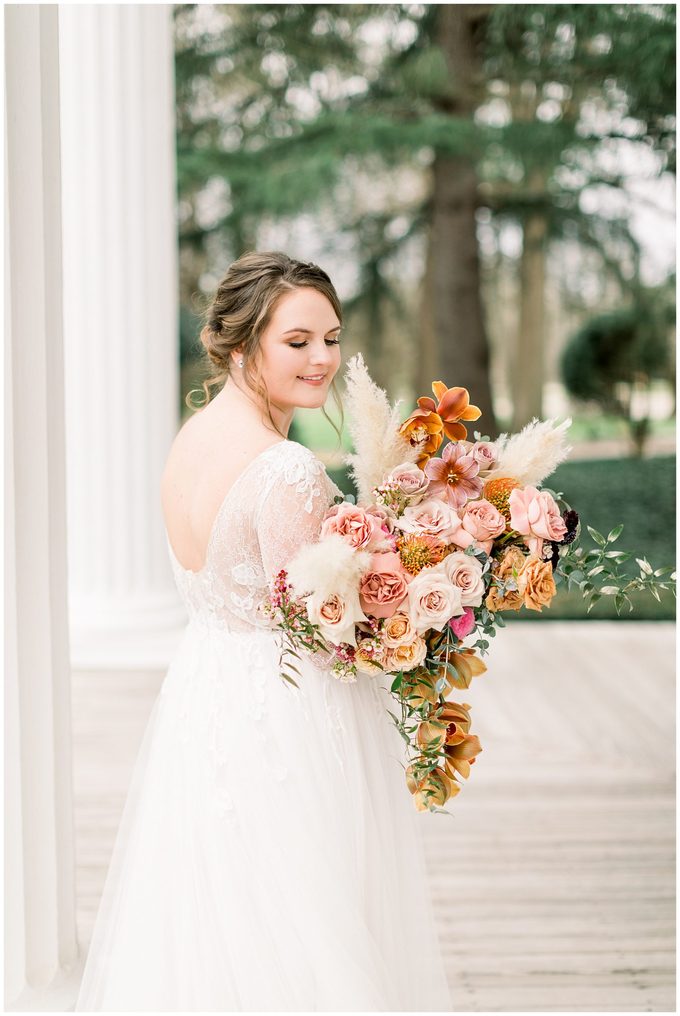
[296,392,328,410]
[292,378,334,410]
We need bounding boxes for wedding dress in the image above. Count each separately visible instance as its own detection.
[75,439,453,1012]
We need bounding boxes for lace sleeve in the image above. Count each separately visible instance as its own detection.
[256,443,335,580]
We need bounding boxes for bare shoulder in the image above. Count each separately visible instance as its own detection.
[161,409,205,500]
[161,402,289,568]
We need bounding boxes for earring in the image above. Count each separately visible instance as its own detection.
[238,358,244,368]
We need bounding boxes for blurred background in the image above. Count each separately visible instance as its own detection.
[173,2,676,620]
[4,5,675,1011]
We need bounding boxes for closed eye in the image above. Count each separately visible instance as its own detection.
[289,338,341,349]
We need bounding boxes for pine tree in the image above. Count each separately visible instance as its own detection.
[174,4,675,436]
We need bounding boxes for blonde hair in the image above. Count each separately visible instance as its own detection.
[188,250,344,439]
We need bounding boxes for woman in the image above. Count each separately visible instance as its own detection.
[75,251,453,1011]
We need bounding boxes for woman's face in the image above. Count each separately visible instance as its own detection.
[253,287,342,411]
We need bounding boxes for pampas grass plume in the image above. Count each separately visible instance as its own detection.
[287,533,371,601]
[484,417,573,487]
[343,353,419,503]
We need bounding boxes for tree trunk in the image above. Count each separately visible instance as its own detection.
[512,178,548,430]
[429,4,497,437]
[417,219,439,397]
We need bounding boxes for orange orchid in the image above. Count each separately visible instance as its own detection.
[415,717,448,753]
[399,410,443,467]
[438,648,488,692]
[437,700,483,781]
[405,761,460,811]
[417,381,482,442]
[401,671,439,710]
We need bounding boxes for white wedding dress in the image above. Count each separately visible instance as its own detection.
[75,439,453,1012]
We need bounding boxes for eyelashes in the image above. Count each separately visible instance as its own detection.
[289,339,341,349]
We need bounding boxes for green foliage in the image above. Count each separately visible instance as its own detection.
[173,4,676,400]
[561,304,671,453]
[509,455,676,620]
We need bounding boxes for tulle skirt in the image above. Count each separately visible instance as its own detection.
[75,618,453,1011]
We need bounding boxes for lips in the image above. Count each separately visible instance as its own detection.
[298,374,327,382]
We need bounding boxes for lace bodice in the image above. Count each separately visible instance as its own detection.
[165,440,342,633]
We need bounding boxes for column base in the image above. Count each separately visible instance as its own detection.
[6,951,85,1011]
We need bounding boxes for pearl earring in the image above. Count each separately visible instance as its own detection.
[238,359,244,368]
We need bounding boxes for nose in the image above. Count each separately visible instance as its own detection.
[309,338,335,367]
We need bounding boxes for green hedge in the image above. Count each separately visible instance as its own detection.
[511,455,676,621]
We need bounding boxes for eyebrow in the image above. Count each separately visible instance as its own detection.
[282,325,342,335]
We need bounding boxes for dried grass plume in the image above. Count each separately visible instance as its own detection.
[484,417,573,487]
[287,533,371,601]
[343,353,419,502]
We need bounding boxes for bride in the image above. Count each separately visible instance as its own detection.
[75,251,453,1011]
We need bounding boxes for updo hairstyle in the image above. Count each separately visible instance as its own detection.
[187,250,343,438]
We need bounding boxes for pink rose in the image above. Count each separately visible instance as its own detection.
[461,498,507,554]
[437,551,485,607]
[359,552,410,619]
[321,503,385,551]
[385,463,430,503]
[470,441,497,473]
[364,504,397,548]
[446,510,476,550]
[449,607,476,639]
[509,486,567,557]
[396,499,462,542]
[406,568,464,634]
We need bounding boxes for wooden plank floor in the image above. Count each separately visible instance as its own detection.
[71,621,675,1012]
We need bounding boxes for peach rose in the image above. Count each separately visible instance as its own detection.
[359,552,410,619]
[436,550,485,607]
[354,639,385,674]
[406,568,465,634]
[396,498,462,543]
[320,503,385,551]
[517,555,557,612]
[461,498,507,554]
[509,486,567,557]
[382,611,417,648]
[306,589,367,647]
[385,463,430,503]
[384,636,427,673]
[484,546,525,612]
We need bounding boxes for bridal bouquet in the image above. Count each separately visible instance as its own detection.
[263,355,675,814]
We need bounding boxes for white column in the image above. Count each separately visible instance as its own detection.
[4,6,81,1009]
[59,4,185,670]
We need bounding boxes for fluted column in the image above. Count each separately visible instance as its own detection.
[59,4,185,669]
[5,6,80,1008]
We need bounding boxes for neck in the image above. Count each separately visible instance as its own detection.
[215,375,294,437]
